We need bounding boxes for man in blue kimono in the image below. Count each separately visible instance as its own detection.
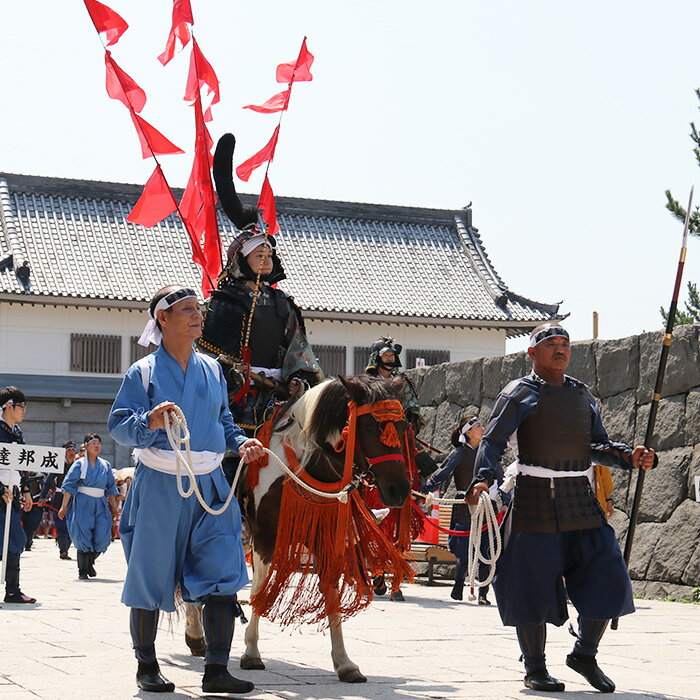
[109,285,264,695]
[467,324,656,694]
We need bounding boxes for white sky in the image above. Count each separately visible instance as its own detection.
[2,1,699,354]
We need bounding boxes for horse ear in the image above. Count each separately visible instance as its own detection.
[338,375,364,403]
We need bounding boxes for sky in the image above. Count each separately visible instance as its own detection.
[2,1,700,354]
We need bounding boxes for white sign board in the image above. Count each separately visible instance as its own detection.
[415,357,426,368]
[0,444,65,474]
[695,475,700,503]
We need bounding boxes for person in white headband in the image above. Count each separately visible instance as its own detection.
[109,284,264,694]
[466,322,656,694]
[138,287,198,348]
[0,385,36,604]
[420,414,489,603]
[58,433,119,580]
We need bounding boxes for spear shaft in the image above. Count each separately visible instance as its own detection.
[611,186,694,630]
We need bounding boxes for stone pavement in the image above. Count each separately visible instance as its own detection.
[1,539,699,700]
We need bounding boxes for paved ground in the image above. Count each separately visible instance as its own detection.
[1,538,699,699]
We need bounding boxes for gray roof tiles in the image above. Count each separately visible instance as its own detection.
[0,172,562,332]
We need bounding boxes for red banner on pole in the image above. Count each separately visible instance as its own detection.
[258,175,280,235]
[276,37,314,84]
[83,0,128,46]
[235,125,280,182]
[105,52,146,113]
[158,0,194,65]
[127,165,178,228]
[244,89,291,114]
[129,113,184,159]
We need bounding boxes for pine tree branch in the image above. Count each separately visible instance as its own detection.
[665,190,700,237]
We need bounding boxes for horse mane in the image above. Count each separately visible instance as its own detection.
[281,375,401,468]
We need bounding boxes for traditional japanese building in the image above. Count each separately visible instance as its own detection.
[0,172,563,464]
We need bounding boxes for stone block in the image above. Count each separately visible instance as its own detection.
[688,444,700,502]
[432,401,464,453]
[627,522,664,579]
[405,366,427,395]
[478,398,495,426]
[638,325,700,402]
[600,390,636,443]
[568,340,597,391]
[482,355,504,399]
[631,580,697,602]
[501,351,528,384]
[609,468,632,514]
[417,364,446,406]
[608,509,628,544]
[635,446,691,523]
[646,499,700,583]
[685,388,700,446]
[415,405,437,445]
[595,335,639,398]
[635,395,685,451]
[683,540,700,587]
[445,358,483,406]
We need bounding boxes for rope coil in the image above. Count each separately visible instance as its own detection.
[163,406,355,513]
[466,491,502,598]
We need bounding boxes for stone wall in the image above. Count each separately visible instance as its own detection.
[407,324,700,601]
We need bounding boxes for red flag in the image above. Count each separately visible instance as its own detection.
[276,37,314,84]
[244,89,291,114]
[179,95,221,296]
[127,165,177,228]
[235,126,280,182]
[258,175,280,236]
[84,0,128,46]
[184,38,220,121]
[158,0,194,65]
[129,113,184,158]
[105,52,146,113]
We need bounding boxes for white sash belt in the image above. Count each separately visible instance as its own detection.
[517,463,594,486]
[135,447,223,476]
[78,486,105,497]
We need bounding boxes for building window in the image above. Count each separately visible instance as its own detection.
[314,344,347,377]
[405,349,450,369]
[353,346,370,374]
[130,336,156,364]
[70,334,122,374]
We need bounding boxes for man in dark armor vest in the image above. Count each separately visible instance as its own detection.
[467,323,655,694]
[198,133,322,438]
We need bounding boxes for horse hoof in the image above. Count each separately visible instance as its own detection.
[240,655,265,671]
[185,634,206,657]
[338,668,367,683]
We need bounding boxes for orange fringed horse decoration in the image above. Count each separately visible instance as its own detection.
[240,375,414,683]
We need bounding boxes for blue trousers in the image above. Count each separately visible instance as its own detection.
[493,524,634,626]
[0,502,27,556]
[119,463,248,612]
[66,494,113,553]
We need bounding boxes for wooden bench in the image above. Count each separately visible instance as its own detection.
[407,503,457,585]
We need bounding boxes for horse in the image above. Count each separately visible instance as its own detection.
[184,373,414,683]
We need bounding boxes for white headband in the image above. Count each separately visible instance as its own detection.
[529,326,569,348]
[240,235,271,258]
[138,288,197,347]
[0,400,11,420]
[458,416,481,443]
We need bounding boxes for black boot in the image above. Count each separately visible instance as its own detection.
[451,559,467,601]
[478,584,491,605]
[566,617,614,692]
[77,551,89,579]
[87,551,97,578]
[136,661,175,693]
[372,575,387,596]
[3,553,36,604]
[517,624,563,691]
[202,596,254,693]
[524,670,565,692]
[202,664,254,694]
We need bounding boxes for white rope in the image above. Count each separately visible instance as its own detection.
[466,491,502,599]
[163,406,240,515]
[412,490,465,506]
[262,447,353,503]
[163,406,353,510]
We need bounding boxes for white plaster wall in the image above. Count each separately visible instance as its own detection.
[305,319,506,373]
[0,302,507,376]
[0,303,147,376]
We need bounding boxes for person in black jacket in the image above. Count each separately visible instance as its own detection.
[0,386,36,604]
[421,415,492,603]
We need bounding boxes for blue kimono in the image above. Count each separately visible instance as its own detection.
[62,456,118,553]
[108,345,249,612]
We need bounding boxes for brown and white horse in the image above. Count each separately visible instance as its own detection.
[185,374,413,683]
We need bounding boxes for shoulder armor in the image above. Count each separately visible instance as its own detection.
[500,376,535,402]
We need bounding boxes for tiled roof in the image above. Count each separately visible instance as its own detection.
[0,173,562,333]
